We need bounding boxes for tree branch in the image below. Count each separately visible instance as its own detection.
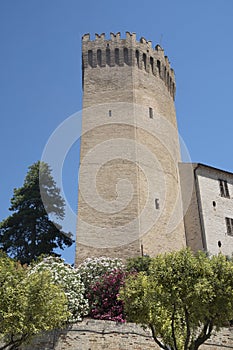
[184,306,191,350]
[150,324,170,350]
[0,333,29,350]
[192,320,213,350]
[171,304,178,350]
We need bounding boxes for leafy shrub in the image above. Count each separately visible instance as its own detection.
[126,255,152,274]
[31,256,89,322]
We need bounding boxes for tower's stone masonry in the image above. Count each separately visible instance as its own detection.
[76,32,186,265]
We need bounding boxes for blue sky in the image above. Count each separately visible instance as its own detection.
[1,0,233,264]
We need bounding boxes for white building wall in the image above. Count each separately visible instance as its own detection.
[196,166,233,257]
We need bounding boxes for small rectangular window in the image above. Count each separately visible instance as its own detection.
[108,110,112,117]
[219,179,230,198]
[149,107,153,119]
[225,217,233,236]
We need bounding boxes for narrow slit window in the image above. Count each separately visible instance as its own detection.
[164,67,167,83]
[157,60,161,75]
[108,110,112,117]
[149,107,153,119]
[124,48,129,65]
[135,50,139,68]
[150,57,154,73]
[167,72,170,86]
[88,50,93,67]
[143,53,147,70]
[136,50,140,67]
[115,48,119,65]
[97,49,102,66]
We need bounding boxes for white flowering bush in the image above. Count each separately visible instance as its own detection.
[77,256,124,289]
[31,256,89,322]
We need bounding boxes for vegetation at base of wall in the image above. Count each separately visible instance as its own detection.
[2,247,233,350]
[77,256,126,321]
[125,255,153,274]
[77,256,124,290]
[87,269,126,322]
[31,256,89,322]
[119,248,233,350]
[0,252,69,350]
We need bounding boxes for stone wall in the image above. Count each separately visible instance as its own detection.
[76,32,186,266]
[21,318,233,350]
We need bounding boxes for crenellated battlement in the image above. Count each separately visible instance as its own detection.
[82,32,176,99]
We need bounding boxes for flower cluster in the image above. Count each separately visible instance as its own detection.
[31,256,89,322]
[77,257,126,322]
[77,256,124,290]
[87,269,126,322]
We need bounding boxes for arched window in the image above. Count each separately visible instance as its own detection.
[106,48,110,66]
[88,50,93,67]
[143,53,147,70]
[124,48,129,65]
[164,67,167,83]
[150,57,154,73]
[135,50,140,68]
[167,72,170,87]
[157,60,161,75]
[115,48,119,65]
[97,49,102,66]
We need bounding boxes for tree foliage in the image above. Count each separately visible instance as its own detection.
[0,161,73,264]
[119,249,233,350]
[125,255,152,274]
[0,252,69,350]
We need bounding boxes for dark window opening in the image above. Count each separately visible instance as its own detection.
[115,48,119,65]
[164,67,167,83]
[169,77,172,91]
[97,49,102,66]
[143,53,147,70]
[136,50,139,67]
[88,50,93,67]
[213,201,216,207]
[108,110,112,117]
[155,198,159,209]
[150,57,154,73]
[124,48,129,65]
[226,217,233,236]
[219,179,230,198]
[149,107,153,119]
[218,240,222,248]
[157,60,161,75]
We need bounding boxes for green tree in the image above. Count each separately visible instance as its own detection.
[126,255,152,274]
[119,249,233,350]
[0,161,73,264]
[0,252,69,350]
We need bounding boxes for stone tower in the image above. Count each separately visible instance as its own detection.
[75,32,186,265]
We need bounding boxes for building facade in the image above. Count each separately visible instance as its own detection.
[180,163,233,257]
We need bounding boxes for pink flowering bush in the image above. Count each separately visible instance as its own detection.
[87,269,126,322]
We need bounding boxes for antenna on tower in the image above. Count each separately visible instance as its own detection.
[159,34,163,46]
